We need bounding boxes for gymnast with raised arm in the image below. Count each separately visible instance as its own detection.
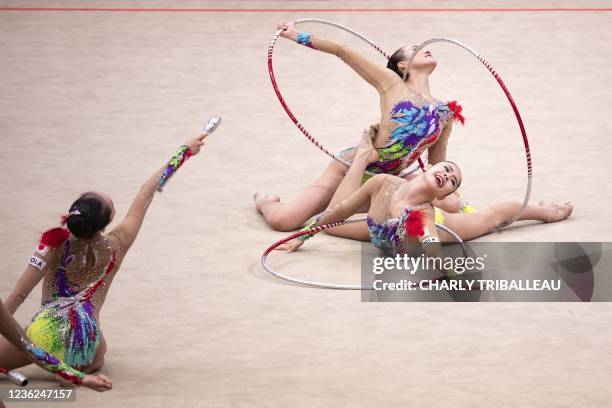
[255,22,466,231]
[279,129,573,254]
[0,131,210,383]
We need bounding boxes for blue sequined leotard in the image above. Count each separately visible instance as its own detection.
[289,31,463,179]
[339,99,460,181]
[367,100,456,176]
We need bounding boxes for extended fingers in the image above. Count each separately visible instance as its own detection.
[98,374,112,386]
[98,374,111,382]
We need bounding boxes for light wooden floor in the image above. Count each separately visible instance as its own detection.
[1,1,611,407]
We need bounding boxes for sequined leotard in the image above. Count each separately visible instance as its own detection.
[0,299,86,384]
[365,100,458,178]
[366,177,434,254]
[301,175,436,254]
[339,99,459,180]
[26,232,125,367]
[293,34,463,178]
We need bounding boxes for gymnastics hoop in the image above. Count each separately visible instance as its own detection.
[261,218,468,290]
[265,19,472,289]
[402,38,533,226]
[268,18,425,178]
[270,21,532,226]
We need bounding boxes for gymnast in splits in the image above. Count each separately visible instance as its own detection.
[279,129,573,253]
[0,298,111,391]
[0,132,209,380]
[255,22,467,231]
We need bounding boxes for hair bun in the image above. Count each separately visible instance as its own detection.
[66,212,94,239]
[65,192,113,239]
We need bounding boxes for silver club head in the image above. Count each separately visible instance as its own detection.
[7,370,29,386]
[203,116,222,134]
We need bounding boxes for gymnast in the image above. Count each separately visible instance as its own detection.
[0,298,112,391]
[0,133,208,380]
[256,22,466,231]
[278,129,573,254]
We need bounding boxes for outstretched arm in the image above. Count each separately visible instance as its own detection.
[279,174,386,252]
[110,133,208,252]
[433,192,463,213]
[317,173,384,225]
[278,22,398,93]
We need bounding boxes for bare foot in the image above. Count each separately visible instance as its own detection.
[353,126,379,164]
[540,201,574,222]
[254,193,280,213]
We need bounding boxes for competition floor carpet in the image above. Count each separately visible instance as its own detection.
[1,1,611,406]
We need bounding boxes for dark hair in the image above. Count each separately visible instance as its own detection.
[387,47,408,78]
[66,192,112,239]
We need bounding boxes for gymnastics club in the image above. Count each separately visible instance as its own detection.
[0,368,29,386]
[203,115,222,135]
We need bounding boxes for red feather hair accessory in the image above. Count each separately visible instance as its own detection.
[39,228,70,249]
[404,210,425,237]
[447,101,465,125]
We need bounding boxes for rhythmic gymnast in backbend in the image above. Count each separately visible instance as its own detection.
[0,133,208,381]
[278,130,573,254]
[255,22,467,231]
[0,298,111,391]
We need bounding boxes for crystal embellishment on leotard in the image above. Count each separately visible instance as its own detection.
[390,100,440,144]
[27,250,117,367]
[364,100,456,178]
[25,341,85,384]
[367,217,401,252]
[54,241,77,298]
[367,208,422,252]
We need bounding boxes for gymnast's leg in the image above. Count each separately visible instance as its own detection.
[0,335,32,372]
[254,159,349,232]
[440,201,574,242]
[81,336,106,374]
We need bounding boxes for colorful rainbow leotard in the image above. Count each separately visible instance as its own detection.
[365,177,433,254]
[338,99,464,183]
[366,100,458,177]
[367,204,432,254]
[290,31,464,180]
[26,235,117,368]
